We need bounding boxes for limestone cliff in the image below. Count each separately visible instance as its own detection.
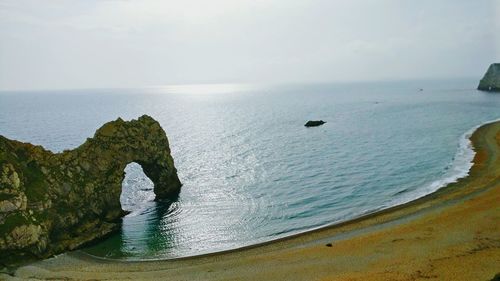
[478,63,500,92]
[0,115,181,265]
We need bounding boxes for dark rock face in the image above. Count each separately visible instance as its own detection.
[478,63,500,92]
[305,120,326,127]
[0,115,181,265]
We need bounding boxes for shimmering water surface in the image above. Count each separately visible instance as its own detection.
[1,80,499,260]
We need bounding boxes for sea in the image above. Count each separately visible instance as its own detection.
[0,79,499,260]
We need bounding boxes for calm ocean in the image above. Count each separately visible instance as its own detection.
[1,79,499,259]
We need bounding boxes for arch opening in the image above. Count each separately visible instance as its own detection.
[120,162,156,213]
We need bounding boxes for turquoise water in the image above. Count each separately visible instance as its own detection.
[0,79,499,260]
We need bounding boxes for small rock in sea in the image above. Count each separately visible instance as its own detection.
[326,243,333,247]
[305,120,326,127]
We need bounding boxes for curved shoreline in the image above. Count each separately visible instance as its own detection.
[4,121,500,280]
[81,118,499,262]
[80,118,499,263]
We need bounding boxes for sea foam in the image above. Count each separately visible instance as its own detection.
[389,117,500,207]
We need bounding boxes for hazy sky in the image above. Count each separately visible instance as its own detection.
[0,0,499,90]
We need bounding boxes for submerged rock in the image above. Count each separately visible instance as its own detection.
[478,63,500,92]
[0,115,181,265]
[305,120,326,127]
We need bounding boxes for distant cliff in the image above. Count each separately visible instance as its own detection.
[478,63,500,92]
[0,115,181,265]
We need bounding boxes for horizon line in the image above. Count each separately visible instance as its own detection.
[0,76,480,93]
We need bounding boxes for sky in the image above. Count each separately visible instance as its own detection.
[0,0,499,91]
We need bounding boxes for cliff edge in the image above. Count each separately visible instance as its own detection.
[0,115,181,265]
[478,63,500,92]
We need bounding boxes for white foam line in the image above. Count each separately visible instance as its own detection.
[389,117,500,206]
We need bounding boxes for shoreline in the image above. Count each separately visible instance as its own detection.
[4,121,500,280]
[79,118,498,263]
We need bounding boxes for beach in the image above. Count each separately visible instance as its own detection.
[3,120,500,281]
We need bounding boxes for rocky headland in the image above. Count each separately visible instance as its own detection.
[0,115,181,266]
[478,63,500,92]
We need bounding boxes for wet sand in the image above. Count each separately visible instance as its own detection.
[3,121,500,281]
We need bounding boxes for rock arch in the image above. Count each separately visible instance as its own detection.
[0,115,181,264]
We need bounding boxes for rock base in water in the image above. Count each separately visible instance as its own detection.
[0,115,181,266]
